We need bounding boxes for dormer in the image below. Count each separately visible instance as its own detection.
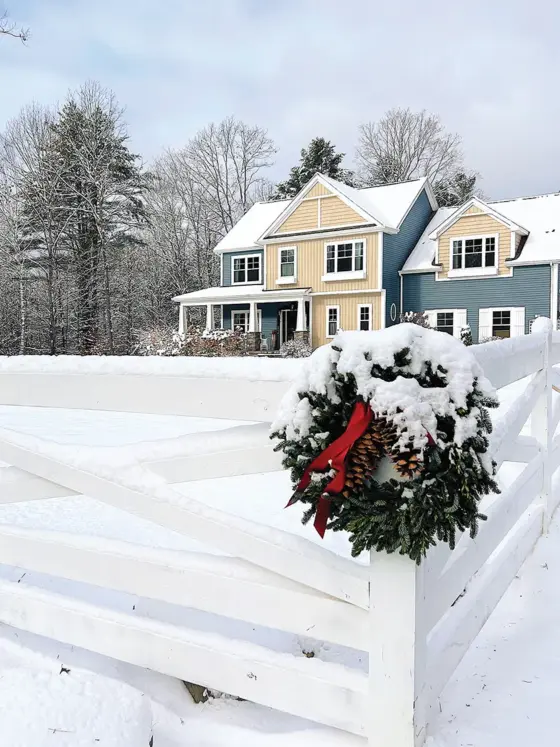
[429,197,529,280]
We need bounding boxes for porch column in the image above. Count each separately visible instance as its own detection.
[249,301,258,333]
[178,304,185,335]
[206,303,214,330]
[296,298,307,332]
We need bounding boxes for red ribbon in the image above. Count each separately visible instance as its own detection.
[287,401,438,540]
[287,401,373,538]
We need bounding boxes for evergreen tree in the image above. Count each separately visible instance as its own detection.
[434,171,478,207]
[49,83,145,354]
[460,325,473,346]
[273,137,354,199]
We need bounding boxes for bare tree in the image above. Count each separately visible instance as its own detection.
[356,108,477,204]
[186,116,276,233]
[0,11,29,41]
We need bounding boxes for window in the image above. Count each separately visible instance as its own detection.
[450,235,497,274]
[277,246,297,283]
[357,304,372,331]
[324,241,365,277]
[232,254,261,284]
[436,312,454,335]
[231,310,262,333]
[326,306,340,338]
[492,310,511,339]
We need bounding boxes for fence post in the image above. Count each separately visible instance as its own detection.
[368,551,424,747]
[531,319,553,531]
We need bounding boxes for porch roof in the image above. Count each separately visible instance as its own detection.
[173,285,312,306]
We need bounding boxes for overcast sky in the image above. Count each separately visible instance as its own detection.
[1,0,559,200]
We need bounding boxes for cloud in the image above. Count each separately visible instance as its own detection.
[2,0,559,199]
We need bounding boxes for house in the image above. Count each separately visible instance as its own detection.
[173,173,437,350]
[401,194,560,341]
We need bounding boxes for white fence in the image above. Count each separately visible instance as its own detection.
[0,332,558,746]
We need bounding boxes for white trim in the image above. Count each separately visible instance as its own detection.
[377,231,383,296]
[231,309,262,334]
[323,239,366,280]
[325,305,340,339]
[357,304,373,331]
[379,289,386,329]
[317,195,322,227]
[428,197,529,240]
[390,302,398,323]
[277,245,298,285]
[551,263,559,324]
[259,174,378,242]
[230,253,262,285]
[447,233,499,278]
[263,244,267,289]
[220,256,224,286]
[261,225,390,245]
[399,274,404,316]
[311,288,382,297]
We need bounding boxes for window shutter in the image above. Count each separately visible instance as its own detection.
[511,307,526,337]
[425,310,437,328]
[454,310,467,338]
[478,309,492,341]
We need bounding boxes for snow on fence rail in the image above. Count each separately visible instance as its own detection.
[0,333,558,745]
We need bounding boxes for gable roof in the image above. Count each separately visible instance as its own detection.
[213,175,437,254]
[427,196,529,239]
[402,191,560,272]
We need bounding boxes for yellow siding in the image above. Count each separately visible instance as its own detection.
[306,183,332,198]
[311,294,382,348]
[464,205,484,215]
[437,214,512,278]
[277,200,318,233]
[265,232,379,292]
[320,196,366,227]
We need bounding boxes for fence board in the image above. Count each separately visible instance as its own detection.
[0,578,367,735]
[471,335,546,389]
[424,455,543,633]
[0,525,367,650]
[491,371,544,467]
[0,373,289,422]
[422,503,542,710]
[0,435,369,609]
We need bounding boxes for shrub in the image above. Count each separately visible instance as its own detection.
[279,338,312,358]
[135,325,254,357]
[399,311,430,328]
[460,325,473,346]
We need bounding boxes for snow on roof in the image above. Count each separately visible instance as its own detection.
[173,285,310,303]
[403,191,560,272]
[213,200,289,254]
[213,177,430,254]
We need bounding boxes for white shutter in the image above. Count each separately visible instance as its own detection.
[511,307,526,337]
[453,309,467,338]
[478,308,492,341]
[425,310,437,328]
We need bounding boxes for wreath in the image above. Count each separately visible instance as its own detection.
[271,324,499,563]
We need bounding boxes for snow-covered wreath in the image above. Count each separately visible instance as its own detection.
[271,324,499,562]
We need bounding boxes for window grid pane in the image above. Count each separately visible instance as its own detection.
[280,249,295,277]
[492,310,511,339]
[359,306,370,331]
[484,237,496,267]
[247,255,260,282]
[464,238,483,268]
[355,242,364,271]
[436,312,454,335]
[325,242,363,274]
[452,240,463,269]
[232,312,248,332]
[328,308,338,336]
[233,257,246,283]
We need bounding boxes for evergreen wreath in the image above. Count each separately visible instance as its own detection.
[271,325,499,563]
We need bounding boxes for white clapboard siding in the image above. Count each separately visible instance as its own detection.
[0,578,367,736]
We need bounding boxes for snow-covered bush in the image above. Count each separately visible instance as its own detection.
[460,325,473,346]
[399,311,430,328]
[279,338,312,358]
[135,325,254,356]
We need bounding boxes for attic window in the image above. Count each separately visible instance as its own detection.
[448,234,499,278]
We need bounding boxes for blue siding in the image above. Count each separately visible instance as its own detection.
[383,189,434,327]
[403,265,551,340]
[223,302,290,347]
[221,249,263,286]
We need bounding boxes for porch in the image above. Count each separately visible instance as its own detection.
[174,286,312,352]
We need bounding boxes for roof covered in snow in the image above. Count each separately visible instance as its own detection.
[173,284,311,304]
[403,192,560,272]
[213,175,435,254]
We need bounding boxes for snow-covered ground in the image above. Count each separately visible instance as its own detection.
[0,385,556,747]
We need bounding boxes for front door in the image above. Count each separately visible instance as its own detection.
[279,308,297,345]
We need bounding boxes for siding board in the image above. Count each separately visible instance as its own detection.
[312,294,382,348]
[277,201,318,233]
[222,249,263,287]
[403,265,551,341]
[265,233,379,293]
[438,214,511,279]
[319,197,366,228]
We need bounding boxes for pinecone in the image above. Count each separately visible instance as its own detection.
[342,416,423,497]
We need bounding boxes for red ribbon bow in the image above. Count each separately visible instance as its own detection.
[287,400,373,538]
